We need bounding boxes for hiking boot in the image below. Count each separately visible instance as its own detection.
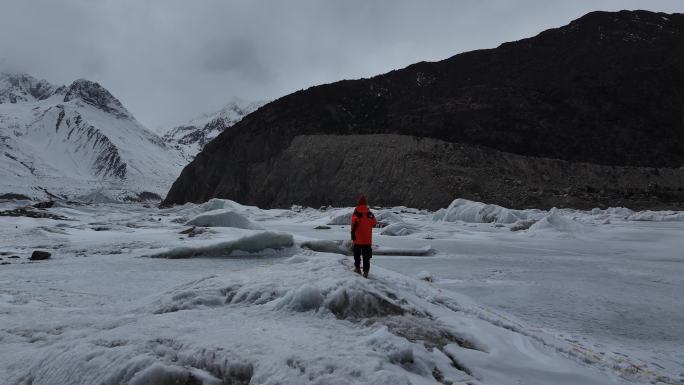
[363,271,369,278]
[354,267,362,275]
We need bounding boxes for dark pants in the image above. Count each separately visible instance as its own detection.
[353,245,372,272]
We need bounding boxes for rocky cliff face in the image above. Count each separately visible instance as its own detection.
[167,134,684,210]
[164,10,684,209]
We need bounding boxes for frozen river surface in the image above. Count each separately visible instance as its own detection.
[374,221,684,377]
[2,198,683,384]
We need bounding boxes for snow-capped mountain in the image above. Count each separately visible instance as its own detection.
[0,72,56,104]
[161,99,265,161]
[0,72,185,201]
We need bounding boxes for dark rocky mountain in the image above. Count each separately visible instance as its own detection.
[164,10,684,210]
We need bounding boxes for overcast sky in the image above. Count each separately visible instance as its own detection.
[1,0,683,130]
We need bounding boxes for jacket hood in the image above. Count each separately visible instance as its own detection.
[355,204,369,212]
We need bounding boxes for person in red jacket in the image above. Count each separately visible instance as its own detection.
[351,195,377,277]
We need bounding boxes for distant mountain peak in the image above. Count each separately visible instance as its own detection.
[0,72,57,104]
[161,98,266,162]
[180,98,266,128]
[63,79,132,119]
[0,72,184,201]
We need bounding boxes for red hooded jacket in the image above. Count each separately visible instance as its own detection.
[351,196,377,246]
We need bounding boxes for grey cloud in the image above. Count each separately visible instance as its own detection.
[80,49,107,77]
[203,37,272,83]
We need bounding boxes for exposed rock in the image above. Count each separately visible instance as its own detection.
[30,251,51,260]
[314,225,331,230]
[0,193,32,200]
[381,314,479,350]
[33,201,55,209]
[138,191,163,201]
[163,10,684,210]
[182,134,684,210]
[179,226,196,234]
[63,79,132,119]
[0,208,68,220]
[324,285,405,320]
[8,255,20,259]
[179,226,205,237]
[416,271,434,282]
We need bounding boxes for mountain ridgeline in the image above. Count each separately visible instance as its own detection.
[164,10,684,210]
[0,73,184,201]
[161,100,266,162]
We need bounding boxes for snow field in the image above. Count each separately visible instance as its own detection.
[1,198,683,384]
[0,250,619,385]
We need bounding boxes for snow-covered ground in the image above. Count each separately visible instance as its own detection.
[1,198,683,384]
